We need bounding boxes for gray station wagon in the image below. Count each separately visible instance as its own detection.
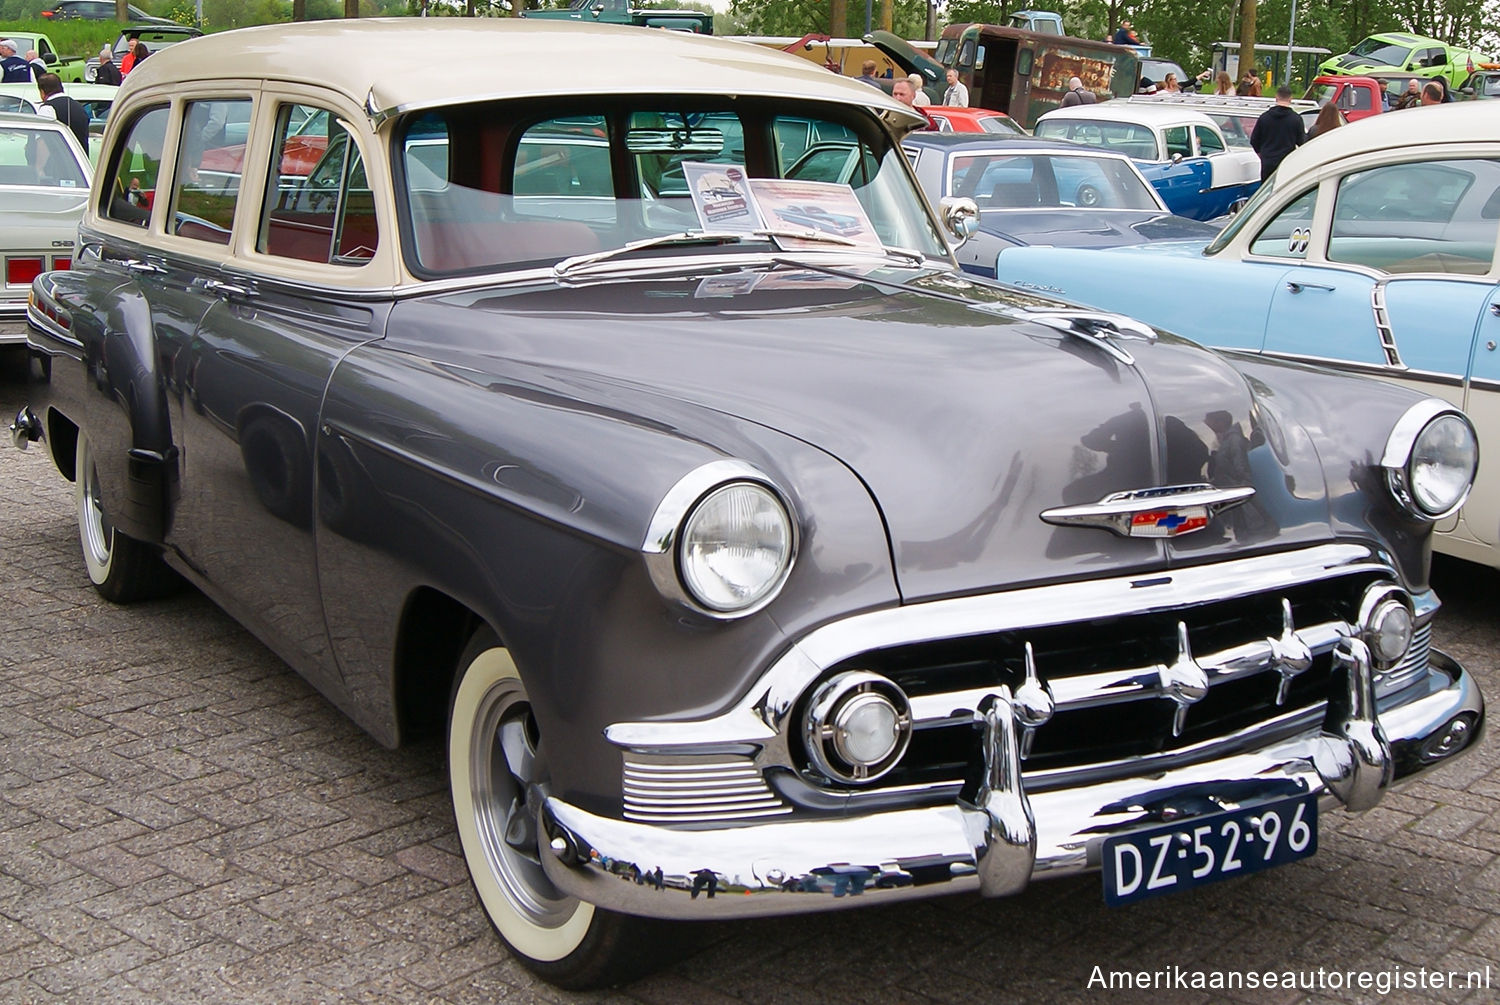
[11,19,1487,988]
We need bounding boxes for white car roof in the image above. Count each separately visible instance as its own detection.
[1038,103,1220,131]
[1272,100,1500,180]
[120,19,928,132]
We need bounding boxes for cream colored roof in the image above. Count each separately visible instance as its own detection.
[1273,99,1500,180]
[121,18,926,129]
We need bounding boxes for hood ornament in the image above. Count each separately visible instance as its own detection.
[1040,484,1254,539]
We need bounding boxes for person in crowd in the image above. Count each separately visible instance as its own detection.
[891,78,916,107]
[906,73,930,106]
[1062,76,1097,105]
[1306,101,1344,139]
[1239,71,1262,96]
[1212,71,1236,95]
[1249,85,1305,180]
[1160,72,1181,92]
[855,59,880,88]
[95,45,122,86]
[1111,20,1138,45]
[942,67,968,107]
[1420,80,1445,105]
[36,72,90,151]
[120,37,150,76]
[25,49,48,79]
[0,39,31,83]
[1394,78,1421,109]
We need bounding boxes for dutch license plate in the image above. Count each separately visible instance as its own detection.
[1102,793,1317,906]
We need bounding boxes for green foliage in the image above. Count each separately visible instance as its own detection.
[0,17,116,58]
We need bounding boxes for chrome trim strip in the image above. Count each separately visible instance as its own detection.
[1255,350,1463,388]
[605,542,1388,751]
[1370,280,1404,368]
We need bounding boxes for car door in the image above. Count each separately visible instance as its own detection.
[1262,157,1500,548]
[1146,123,1212,217]
[158,92,388,688]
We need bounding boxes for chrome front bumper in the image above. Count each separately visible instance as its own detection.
[539,648,1481,920]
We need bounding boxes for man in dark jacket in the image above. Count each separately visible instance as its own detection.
[37,73,91,152]
[1249,85,1305,181]
[94,46,122,86]
[0,39,31,82]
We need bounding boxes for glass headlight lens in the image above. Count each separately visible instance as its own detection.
[833,694,902,766]
[679,482,792,612]
[1408,414,1477,516]
[1366,599,1414,667]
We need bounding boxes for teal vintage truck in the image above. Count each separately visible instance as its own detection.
[522,0,712,33]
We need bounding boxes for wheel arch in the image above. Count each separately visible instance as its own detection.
[392,586,486,744]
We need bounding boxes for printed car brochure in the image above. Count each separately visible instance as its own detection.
[746,179,882,250]
[682,162,763,231]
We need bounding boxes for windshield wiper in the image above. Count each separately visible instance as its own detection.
[552,228,925,279]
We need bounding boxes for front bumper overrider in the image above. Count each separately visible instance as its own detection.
[538,648,1481,920]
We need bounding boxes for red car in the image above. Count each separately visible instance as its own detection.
[922,106,1025,134]
[1302,75,1385,121]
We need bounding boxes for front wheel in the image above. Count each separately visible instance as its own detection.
[75,431,179,603]
[448,629,678,989]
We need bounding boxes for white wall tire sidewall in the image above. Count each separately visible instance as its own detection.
[75,434,114,587]
[449,645,595,963]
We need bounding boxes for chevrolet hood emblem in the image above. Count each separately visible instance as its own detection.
[1040,484,1255,539]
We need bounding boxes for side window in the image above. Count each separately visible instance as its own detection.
[958,39,976,69]
[259,103,376,264]
[1249,187,1318,259]
[102,104,168,228]
[1195,125,1225,155]
[975,44,986,70]
[1329,159,1500,275]
[1163,125,1191,160]
[171,97,252,246]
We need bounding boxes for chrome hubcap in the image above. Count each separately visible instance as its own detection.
[78,441,113,571]
[470,676,576,928]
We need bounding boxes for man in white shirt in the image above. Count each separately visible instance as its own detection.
[942,68,969,107]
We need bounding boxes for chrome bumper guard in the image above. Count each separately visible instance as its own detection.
[10,406,41,452]
[539,649,1480,920]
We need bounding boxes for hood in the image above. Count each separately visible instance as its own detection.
[977,210,1219,248]
[396,266,1333,601]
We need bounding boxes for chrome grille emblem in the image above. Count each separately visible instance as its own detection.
[1040,484,1255,539]
[1159,621,1210,737]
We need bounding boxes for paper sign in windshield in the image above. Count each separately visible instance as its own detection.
[746,179,882,250]
[683,162,763,232]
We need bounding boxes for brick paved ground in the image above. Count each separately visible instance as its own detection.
[4,368,1500,1004]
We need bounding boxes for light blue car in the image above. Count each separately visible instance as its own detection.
[996,101,1500,569]
[1034,103,1261,221]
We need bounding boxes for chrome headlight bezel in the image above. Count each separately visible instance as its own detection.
[801,670,913,785]
[1381,400,1478,521]
[642,460,797,620]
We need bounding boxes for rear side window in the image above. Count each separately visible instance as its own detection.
[170,98,253,246]
[258,103,377,264]
[101,104,168,228]
[1195,125,1224,155]
[1329,159,1500,275]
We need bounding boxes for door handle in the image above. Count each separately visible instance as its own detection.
[1286,281,1335,294]
[199,278,256,300]
[1489,303,1500,317]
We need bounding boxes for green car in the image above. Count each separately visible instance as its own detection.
[1319,31,1491,89]
[0,30,87,82]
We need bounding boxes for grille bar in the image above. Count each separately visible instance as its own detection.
[623,756,790,823]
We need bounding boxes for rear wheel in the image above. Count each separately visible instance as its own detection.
[448,629,677,989]
[75,431,178,603]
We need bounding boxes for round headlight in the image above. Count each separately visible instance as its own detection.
[1407,413,1478,516]
[678,481,793,613]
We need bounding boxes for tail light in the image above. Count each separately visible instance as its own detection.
[54,258,72,271]
[6,257,44,286]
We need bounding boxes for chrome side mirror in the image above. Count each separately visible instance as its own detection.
[1170,152,1184,164]
[940,196,979,246]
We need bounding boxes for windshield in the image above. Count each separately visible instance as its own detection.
[1348,38,1413,66]
[951,152,1159,210]
[1204,174,1274,254]
[395,99,947,276]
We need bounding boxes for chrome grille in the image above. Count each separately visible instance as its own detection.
[622,754,790,823]
[1378,618,1431,695]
